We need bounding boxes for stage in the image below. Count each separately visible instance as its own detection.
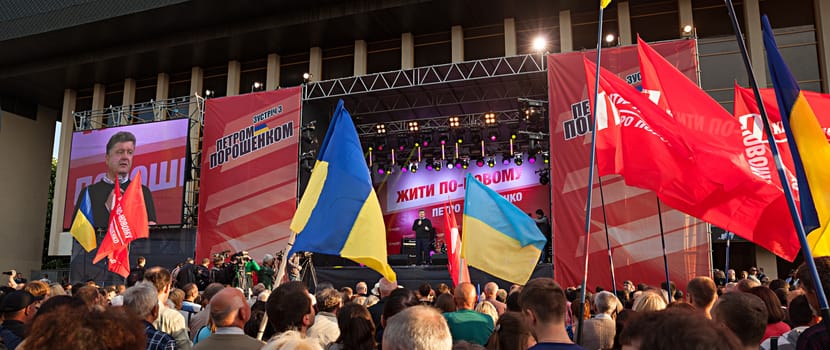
[310,263,554,292]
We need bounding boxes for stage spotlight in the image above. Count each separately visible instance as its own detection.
[408,121,420,132]
[514,153,523,166]
[433,160,442,171]
[502,155,511,165]
[605,33,616,46]
[483,112,497,126]
[528,153,537,164]
[461,158,469,169]
[205,90,215,97]
[377,166,386,175]
[439,134,449,145]
[457,136,464,144]
[542,151,550,164]
[386,165,394,174]
[682,25,694,38]
[425,159,434,171]
[487,157,495,168]
[376,123,387,134]
[422,136,431,147]
[532,36,548,52]
[448,116,460,128]
[447,159,456,169]
[397,136,408,151]
[489,131,499,141]
[401,163,408,173]
[252,82,264,91]
[476,158,485,167]
[409,162,419,173]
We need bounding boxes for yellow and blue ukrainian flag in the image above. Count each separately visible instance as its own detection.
[763,15,830,257]
[70,188,97,252]
[461,174,546,284]
[289,100,396,281]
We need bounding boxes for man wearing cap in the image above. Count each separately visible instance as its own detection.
[0,291,41,349]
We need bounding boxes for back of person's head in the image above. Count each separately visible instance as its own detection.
[121,282,159,319]
[74,285,101,307]
[787,294,814,327]
[686,276,717,309]
[711,291,767,348]
[26,304,146,349]
[435,292,456,313]
[484,282,499,297]
[620,309,742,350]
[485,311,532,350]
[768,279,789,292]
[335,302,375,350]
[143,266,172,292]
[267,281,312,333]
[210,287,249,328]
[496,289,507,303]
[382,288,419,325]
[48,283,67,297]
[418,283,433,299]
[505,291,522,312]
[33,295,86,321]
[746,286,786,324]
[169,288,185,309]
[262,330,323,350]
[632,290,666,312]
[518,277,567,324]
[24,280,50,298]
[593,291,620,315]
[202,282,225,304]
[437,283,451,295]
[797,256,830,307]
[316,287,343,313]
[453,282,477,309]
[453,341,486,350]
[382,305,452,350]
[183,283,199,300]
[475,301,499,326]
[736,278,760,292]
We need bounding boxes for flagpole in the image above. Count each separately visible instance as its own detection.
[256,230,297,341]
[724,232,732,279]
[597,176,617,296]
[656,197,672,303]
[723,0,830,323]
[578,3,606,345]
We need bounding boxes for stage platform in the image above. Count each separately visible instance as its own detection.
[311,263,554,292]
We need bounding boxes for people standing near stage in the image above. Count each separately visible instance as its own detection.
[412,209,434,265]
[534,209,552,264]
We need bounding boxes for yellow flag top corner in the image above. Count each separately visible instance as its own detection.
[601,0,613,9]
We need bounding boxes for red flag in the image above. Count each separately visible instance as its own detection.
[107,247,131,278]
[443,200,469,286]
[584,57,800,261]
[93,171,150,266]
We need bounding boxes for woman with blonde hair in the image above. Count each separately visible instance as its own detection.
[475,300,499,327]
[632,290,667,312]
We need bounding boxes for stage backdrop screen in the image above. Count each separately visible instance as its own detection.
[549,40,711,293]
[375,157,551,255]
[196,88,302,261]
[63,118,190,229]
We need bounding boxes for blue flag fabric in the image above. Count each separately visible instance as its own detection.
[289,100,396,281]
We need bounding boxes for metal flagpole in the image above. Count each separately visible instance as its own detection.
[724,232,733,279]
[577,2,607,345]
[656,198,672,303]
[723,0,830,330]
[256,230,297,341]
[597,176,617,296]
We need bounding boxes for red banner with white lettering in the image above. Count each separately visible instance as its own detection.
[549,40,710,292]
[375,159,550,255]
[196,88,301,260]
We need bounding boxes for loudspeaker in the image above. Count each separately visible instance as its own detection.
[431,253,448,265]
[401,238,416,256]
[388,254,412,266]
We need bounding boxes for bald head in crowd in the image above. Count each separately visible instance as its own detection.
[686,276,717,319]
[383,305,452,350]
[453,283,477,310]
[210,288,251,328]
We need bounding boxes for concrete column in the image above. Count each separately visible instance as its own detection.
[354,40,368,76]
[402,33,414,69]
[226,60,241,96]
[154,73,169,121]
[678,0,694,35]
[743,0,767,87]
[815,0,830,92]
[618,2,632,45]
[755,246,779,280]
[119,78,135,125]
[266,54,281,90]
[504,18,517,56]
[190,67,203,98]
[451,25,464,63]
[48,89,77,256]
[91,83,106,127]
[560,10,573,52]
[309,47,322,82]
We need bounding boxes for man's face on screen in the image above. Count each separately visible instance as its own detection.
[106,141,135,178]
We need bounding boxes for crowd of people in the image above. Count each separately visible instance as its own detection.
[0,256,828,350]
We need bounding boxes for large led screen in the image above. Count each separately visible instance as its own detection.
[62,118,190,229]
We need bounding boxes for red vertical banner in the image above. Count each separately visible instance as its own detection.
[196,88,302,260]
[549,40,710,292]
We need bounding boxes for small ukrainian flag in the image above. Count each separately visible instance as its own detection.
[254,122,270,136]
[70,188,97,252]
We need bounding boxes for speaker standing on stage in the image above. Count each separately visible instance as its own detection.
[412,209,434,265]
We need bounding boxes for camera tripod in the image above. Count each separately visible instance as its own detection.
[299,253,318,291]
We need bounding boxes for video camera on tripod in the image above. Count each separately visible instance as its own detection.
[230,250,252,266]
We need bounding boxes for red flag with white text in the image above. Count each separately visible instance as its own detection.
[93,171,150,269]
[443,200,469,286]
[585,58,800,261]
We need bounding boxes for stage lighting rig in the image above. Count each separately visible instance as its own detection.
[375,123,387,134]
[514,153,523,166]
[476,158,485,167]
[301,121,318,145]
[487,157,495,168]
[542,151,550,164]
[300,151,316,173]
[536,168,550,185]
[409,162,419,173]
[483,112,497,126]
[432,159,442,171]
[448,116,460,128]
[408,121,420,132]
[460,158,469,169]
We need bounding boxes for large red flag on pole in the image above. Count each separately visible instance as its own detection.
[443,200,469,286]
[584,57,800,261]
[93,171,150,277]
